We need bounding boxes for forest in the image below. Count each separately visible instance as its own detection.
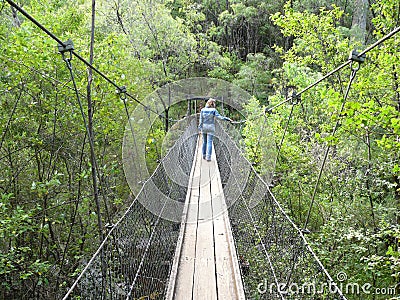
[0,0,399,299]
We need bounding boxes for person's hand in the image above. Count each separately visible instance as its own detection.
[231,120,245,125]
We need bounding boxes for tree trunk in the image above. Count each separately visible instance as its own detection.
[351,0,368,45]
[393,68,400,224]
[10,6,21,27]
[86,0,105,244]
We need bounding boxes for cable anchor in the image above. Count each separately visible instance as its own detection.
[58,39,74,65]
[264,107,273,114]
[349,49,366,63]
[116,85,127,101]
[348,50,365,73]
[291,90,301,105]
[349,49,366,72]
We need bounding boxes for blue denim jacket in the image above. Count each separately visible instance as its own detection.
[198,107,231,133]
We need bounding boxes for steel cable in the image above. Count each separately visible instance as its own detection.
[214,122,346,300]
[303,62,361,230]
[4,0,167,119]
[63,119,198,299]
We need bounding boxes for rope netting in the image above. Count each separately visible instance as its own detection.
[63,118,198,300]
[214,122,346,300]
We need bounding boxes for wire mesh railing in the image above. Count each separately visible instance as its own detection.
[214,122,346,300]
[63,118,198,300]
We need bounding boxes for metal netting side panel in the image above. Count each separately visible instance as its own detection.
[64,120,198,299]
[214,123,345,300]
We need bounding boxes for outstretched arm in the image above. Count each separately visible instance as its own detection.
[215,109,233,122]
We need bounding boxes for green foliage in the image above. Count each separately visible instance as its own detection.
[311,216,400,298]
[233,53,273,100]
[271,3,350,70]
[0,193,51,291]
[212,0,285,59]
[207,52,241,81]
[145,123,166,173]
[242,97,276,181]
[240,1,400,298]
[97,0,213,81]
[1,0,399,298]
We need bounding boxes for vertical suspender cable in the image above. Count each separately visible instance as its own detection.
[59,51,107,293]
[0,85,23,150]
[274,91,300,166]
[303,61,361,230]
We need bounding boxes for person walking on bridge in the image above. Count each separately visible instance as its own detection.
[198,98,232,161]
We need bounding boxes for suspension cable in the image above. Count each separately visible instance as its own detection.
[119,88,146,181]
[59,49,111,225]
[253,113,269,164]
[358,27,400,56]
[216,124,347,299]
[5,0,166,197]
[276,91,300,160]
[303,61,362,230]
[4,0,164,118]
[0,83,23,151]
[0,55,85,96]
[217,27,399,152]
[265,26,400,113]
[266,61,351,113]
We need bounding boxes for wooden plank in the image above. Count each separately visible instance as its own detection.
[193,159,217,300]
[210,151,236,299]
[167,136,201,300]
[173,222,197,299]
[211,149,246,300]
[173,151,203,299]
[169,137,245,300]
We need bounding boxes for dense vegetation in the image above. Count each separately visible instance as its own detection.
[0,0,398,299]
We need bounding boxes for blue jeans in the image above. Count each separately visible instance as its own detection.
[202,132,214,160]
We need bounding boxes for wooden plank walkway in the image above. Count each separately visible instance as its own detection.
[166,137,245,300]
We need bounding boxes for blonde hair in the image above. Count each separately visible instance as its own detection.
[206,98,216,108]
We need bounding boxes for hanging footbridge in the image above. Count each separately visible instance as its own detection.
[3,1,400,299]
[62,120,345,300]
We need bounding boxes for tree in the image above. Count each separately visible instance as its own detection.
[351,0,369,44]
